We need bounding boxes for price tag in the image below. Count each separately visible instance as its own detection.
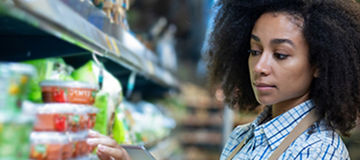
[104,35,114,52]
[110,38,121,56]
[147,61,155,75]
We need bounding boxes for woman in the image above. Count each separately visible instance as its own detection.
[87,0,360,159]
[207,0,360,159]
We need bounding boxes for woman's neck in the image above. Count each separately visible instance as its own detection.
[272,92,310,118]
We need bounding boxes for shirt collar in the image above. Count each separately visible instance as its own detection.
[251,99,315,151]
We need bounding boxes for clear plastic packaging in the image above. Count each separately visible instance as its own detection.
[34,103,93,132]
[87,107,99,129]
[69,106,97,132]
[40,80,98,105]
[0,63,36,114]
[77,107,90,131]
[29,132,70,160]
[0,113,34,159]
[69,131,89,158]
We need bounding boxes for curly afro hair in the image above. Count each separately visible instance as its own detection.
[206,0,360,136]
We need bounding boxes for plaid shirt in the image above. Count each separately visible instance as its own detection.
[220,100,350,160]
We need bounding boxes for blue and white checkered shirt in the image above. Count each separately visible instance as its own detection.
[220,100,350,160]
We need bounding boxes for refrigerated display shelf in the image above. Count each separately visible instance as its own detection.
[180,114,222,127]
[0,0,178,89]
[179,131,222,146]
[184,147,220,160]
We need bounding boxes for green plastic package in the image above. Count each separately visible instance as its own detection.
[112,111,126,144]
[70,61,98,84]
[112,103,132,144]
[0,113,34,160]
[72,61,123,136]
[23,58,74,102]
[93,92,109,135]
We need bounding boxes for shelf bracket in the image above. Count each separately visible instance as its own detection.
[126,71,137,98]
[92,52,104,89]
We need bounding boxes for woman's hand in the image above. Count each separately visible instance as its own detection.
[87,130,131,160]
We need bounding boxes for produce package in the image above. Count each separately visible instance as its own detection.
[24,58,74,102]
[29,132,70,160]
[122,101,176,144]
[120,101,143,144]
[40,80,98,105]
[30,131,92,160]
[34,103,97,132]
[87,107,99,129]
[0,113,34,160]
[71,61,123,107]
[93,91,110,135]
[72,61,123,135]
[69,131,89,158]
[112,102,132,144]
[0,63,36,114]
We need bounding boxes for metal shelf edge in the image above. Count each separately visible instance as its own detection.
[0,0,178,88]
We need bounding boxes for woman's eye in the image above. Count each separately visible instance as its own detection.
[248,49,261,56]
[274,53,289,60]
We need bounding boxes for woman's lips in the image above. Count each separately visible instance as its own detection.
[254,83,276,91]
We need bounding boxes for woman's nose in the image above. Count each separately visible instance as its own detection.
[254,53,271,76]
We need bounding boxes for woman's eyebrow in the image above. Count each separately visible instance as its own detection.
[251,34,295,48]
[271,38,295,48]
[251,34,260,42]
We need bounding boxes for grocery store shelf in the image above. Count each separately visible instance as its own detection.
[187,104,223,110]
[181,114,222,127]
[184,147,221,160]
[0,0,178,89]
[179,131,222,146]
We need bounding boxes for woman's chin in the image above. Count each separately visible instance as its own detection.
[256,97,277,106]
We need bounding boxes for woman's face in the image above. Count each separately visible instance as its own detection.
[248,12,316,106]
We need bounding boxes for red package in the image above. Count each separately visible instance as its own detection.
[30,132,69,160]
[40,80,98,105]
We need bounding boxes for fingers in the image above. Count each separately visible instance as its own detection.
[97,144,131,160]
[87,137,118,147]
[88,130,108,138]
[97,150,111,160]
[86,130,131,160]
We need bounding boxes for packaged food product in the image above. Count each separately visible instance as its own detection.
[24,58,74,102]
[69,131,89,158]
[62,140,73,160]
[0,113,34,160]
[34,104,72,132]
[72,61,124,134]
[78,131,89,156]
[87,107,99,129]
[0,63,36,114]
[93,92,109,135]
[112,103,132,144]
[69,106,95,132]
[68,132,80,158]
[30,132,69,160]
[34,103,92,132]
[68,114,80,132]
[40,80,98,105]
[72,107,89,132]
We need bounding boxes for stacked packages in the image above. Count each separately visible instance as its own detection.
[0,63,37,160]
[0,58,176,160]
[29,80,99,160]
